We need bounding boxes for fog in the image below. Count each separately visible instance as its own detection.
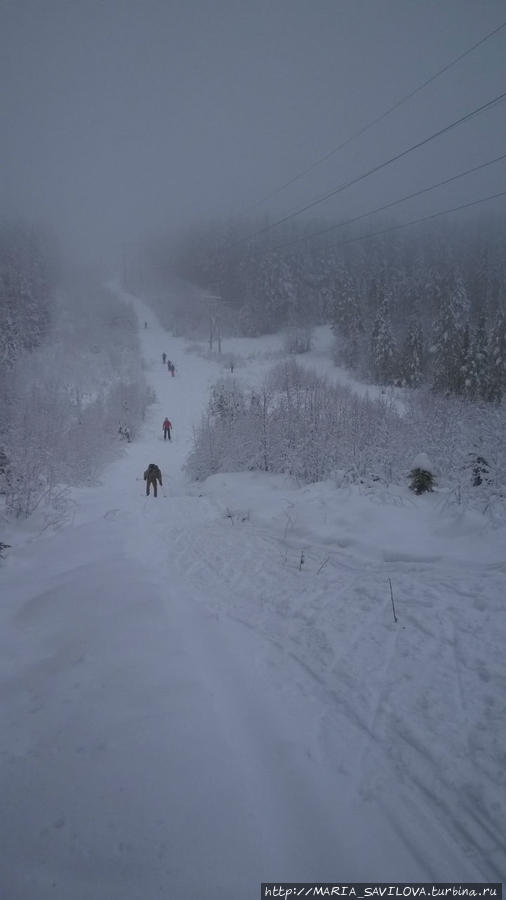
[2,0,505,267]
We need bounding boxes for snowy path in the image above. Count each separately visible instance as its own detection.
[1,287,505,898]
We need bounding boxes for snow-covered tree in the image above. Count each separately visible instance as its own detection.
[459,324,479,399]
[474,314,490,400]
[488,308,506,402]
[209,378,245,424]
[409,452,435,494]
[330,270,364,370]
[1,277,152,518]
[401,320,425,387]
[371,297,397,384]
[431,287,465,394]
[0,223,55,370]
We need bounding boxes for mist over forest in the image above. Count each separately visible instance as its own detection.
[1,2,506,894]
[0,0,505,530]
[2,0,506,514]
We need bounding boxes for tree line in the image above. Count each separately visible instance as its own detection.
[186,360,506,515]
[0,223,152,519]
[133,212,506,401]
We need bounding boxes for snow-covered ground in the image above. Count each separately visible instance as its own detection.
[194,323,406,408]
[1,286,505,899]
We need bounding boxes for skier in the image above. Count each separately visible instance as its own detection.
[170,363,175,377]
[144,321,148,329]
[162,352,166,364]
[144,463,162,497]
[167,359,172,372]
[162,418,172,441]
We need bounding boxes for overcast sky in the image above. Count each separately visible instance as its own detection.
[1,0,505,265]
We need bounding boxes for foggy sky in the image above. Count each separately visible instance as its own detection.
[1,0,506,266]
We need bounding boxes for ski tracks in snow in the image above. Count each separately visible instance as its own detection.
[109,289,506,880]
[3,284,505,894]
[164,486,506,880]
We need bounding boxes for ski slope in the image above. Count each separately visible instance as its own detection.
[1,286,505,899]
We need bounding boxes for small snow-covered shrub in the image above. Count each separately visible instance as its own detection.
[409,453,435,495]
[470,455,491,487]
[409,468,435,495]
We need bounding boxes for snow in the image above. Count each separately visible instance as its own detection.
[412,453,433,472]
[1,285,505,898]
[217,324,407,411]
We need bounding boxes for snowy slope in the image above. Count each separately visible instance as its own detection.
[1,286,505,899]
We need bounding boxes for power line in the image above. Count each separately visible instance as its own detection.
[229,89,506,249]
[317,188,506,254]
[268,152,506,252]
[241,19,506,215]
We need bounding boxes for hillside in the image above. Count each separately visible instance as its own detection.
[1,285,505,899]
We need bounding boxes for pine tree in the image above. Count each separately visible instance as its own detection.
[0,224,53,369]
[409,453,435,494]
[459,324,479,398]
[331,270,364,370]
[431,280,469,394]
[473,314,490,400]
[409,467,435,494]
[257,249,295,332]
[371,297,397,384]
[470,455,490,487]
[331,271,357,337]
[452,270,471,325]
[209,379,245,424]
[487,308,506,402]
[401,320,425,387]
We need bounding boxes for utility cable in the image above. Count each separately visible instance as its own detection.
[229,89,506,249]
[268,152,506,252]
[317,188,506,254]
[241,19,506,215]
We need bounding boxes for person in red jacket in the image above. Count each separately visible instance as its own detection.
[162,418,172,441]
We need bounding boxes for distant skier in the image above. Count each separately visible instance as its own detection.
[144,321,148,329]
[162,418,172,441]
[170,363,175,377]
[167,360,172,372]
[144,463,162,497]
[162,352,167,364]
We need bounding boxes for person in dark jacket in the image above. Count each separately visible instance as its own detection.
[144,463,162,497]
[162,352,167,364]
[162,418,172,441]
